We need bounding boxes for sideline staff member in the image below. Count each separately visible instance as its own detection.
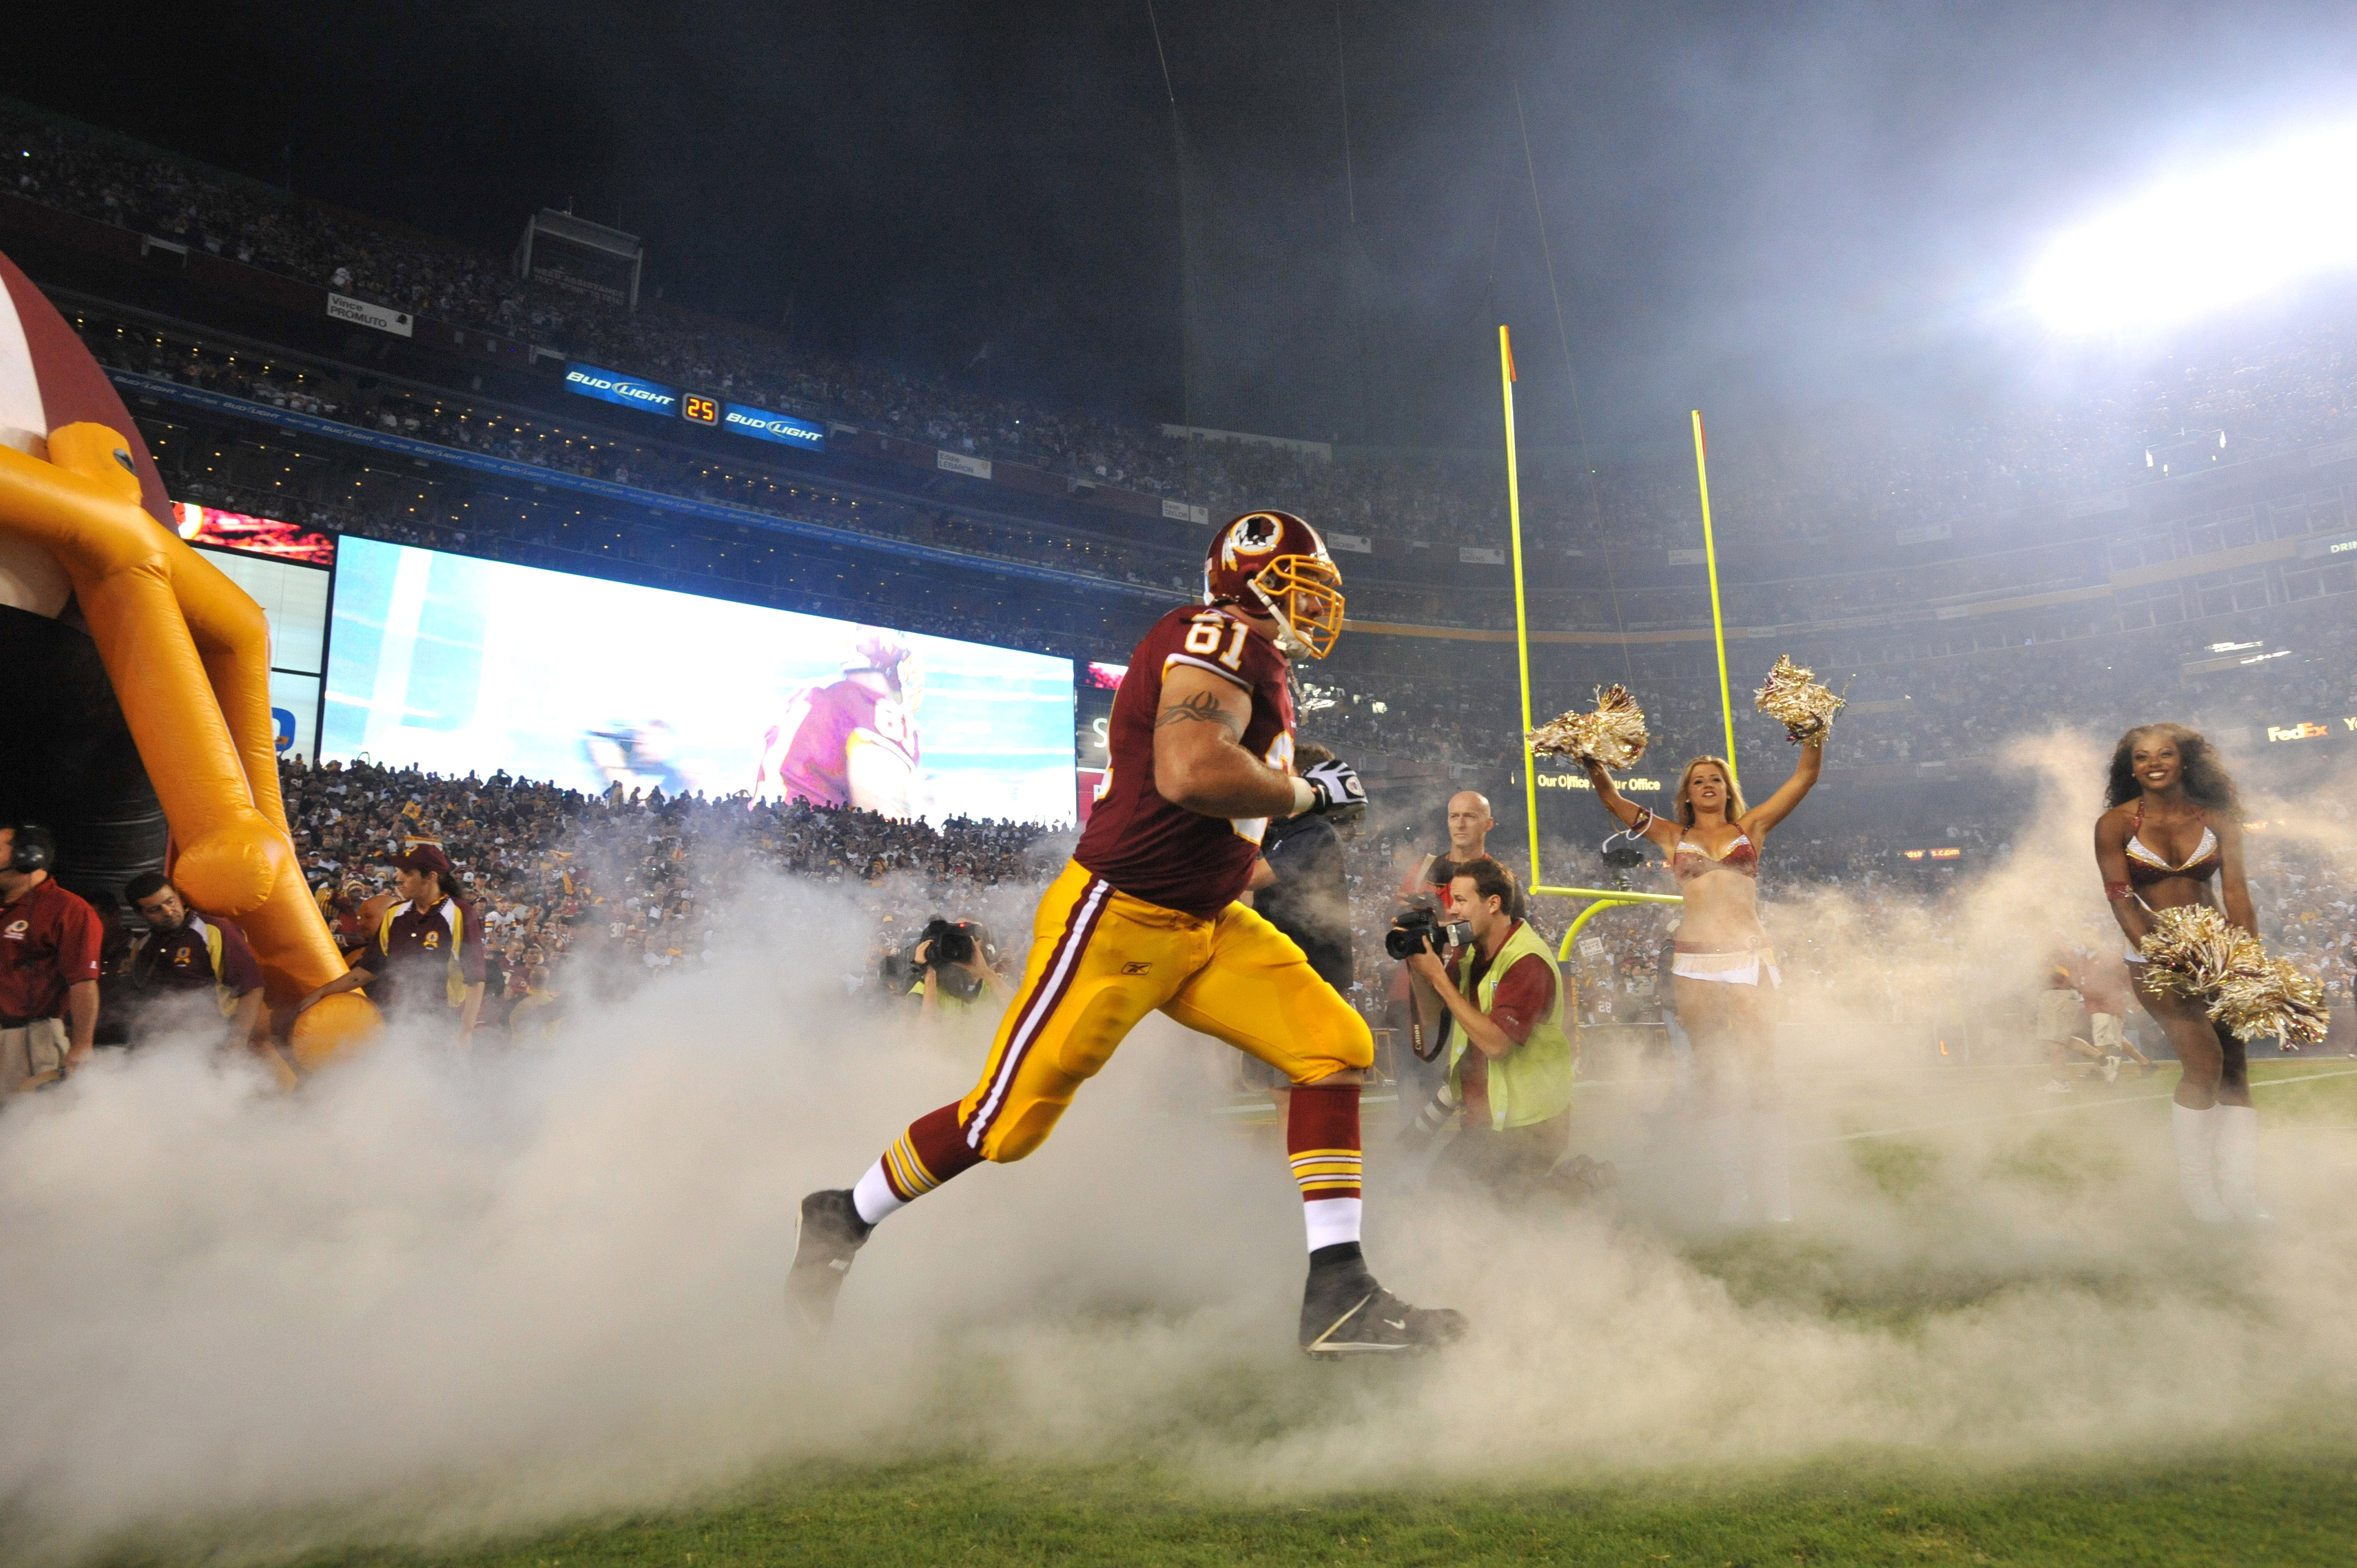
[297,844,486,1044]
[1390,791,1517,1090]
[0,824,104,1092]
[124,871,272,1058]
[1403,856,1576,1189]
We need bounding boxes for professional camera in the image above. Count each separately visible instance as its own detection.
[912,917,997,1004]
[917,917,976,971]
[1385,906,1473,960]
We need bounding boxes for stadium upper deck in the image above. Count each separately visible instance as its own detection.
[11,97,2357,575]
[9,96,2357,808]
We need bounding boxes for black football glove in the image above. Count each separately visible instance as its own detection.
[1301,756,1367,821]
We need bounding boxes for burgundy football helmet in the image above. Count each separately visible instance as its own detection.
[1202,510,1346,659]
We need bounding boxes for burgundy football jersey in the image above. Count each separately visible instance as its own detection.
[1074,605,1294,917]
[760,679,919,807]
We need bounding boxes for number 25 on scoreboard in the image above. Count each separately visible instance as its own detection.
[682,394,719,426]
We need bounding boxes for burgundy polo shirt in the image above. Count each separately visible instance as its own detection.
[137,914,265,995]
[0,878,104,1021]
[361,897,486,1012]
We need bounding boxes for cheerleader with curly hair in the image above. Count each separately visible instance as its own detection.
[2093,723,2262,1223]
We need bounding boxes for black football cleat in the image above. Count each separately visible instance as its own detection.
[785,1188,871,1334]
[1299,1250,1466,1358]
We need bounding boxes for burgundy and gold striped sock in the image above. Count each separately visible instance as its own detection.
[852,1101,984,1226]
[1287,1080,1363,1252]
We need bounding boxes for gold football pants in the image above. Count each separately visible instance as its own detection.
[955,858,1371,1163]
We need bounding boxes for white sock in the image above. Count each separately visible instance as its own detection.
[1701,1113,1749,1224]
[1750,1108,1793,1224]
[2212,1104,2268,1223]
[1304,1196,1362,1252]
[2171,1103,2230,1225]
[851,1159,905,1227]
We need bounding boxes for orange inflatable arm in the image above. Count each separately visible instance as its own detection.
[0,422,376,1065]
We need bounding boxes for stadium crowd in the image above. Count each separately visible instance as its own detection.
[80,303,2357,808]
[82,309,2357,682]
[18,100,2357,564]
[275,756,1061,1027]
[256,739,2355,1054]
[13,102,2354,1055]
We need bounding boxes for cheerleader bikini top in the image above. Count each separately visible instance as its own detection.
[2124,807,2220,887]
[1631,811,1763,886]
[1629,808,1762,885]
[1671,833,1759,884]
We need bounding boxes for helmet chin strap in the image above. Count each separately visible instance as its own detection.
[1249,581,1310,656]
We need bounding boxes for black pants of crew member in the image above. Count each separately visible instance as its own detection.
[1437,1108,1573,1200]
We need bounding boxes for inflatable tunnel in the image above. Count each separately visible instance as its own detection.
[0,249,375,1065]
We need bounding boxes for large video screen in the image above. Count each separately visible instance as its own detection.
[194,544,329,759]
[321,538,1076,824]
[174,501,336,566]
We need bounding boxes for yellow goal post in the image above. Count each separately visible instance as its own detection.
[1496,322,1684,961]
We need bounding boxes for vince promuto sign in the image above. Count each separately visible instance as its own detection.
[326,294,413,338]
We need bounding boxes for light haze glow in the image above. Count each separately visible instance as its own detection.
[2026,122,2357,334]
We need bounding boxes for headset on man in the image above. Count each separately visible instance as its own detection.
[4,824,54,875]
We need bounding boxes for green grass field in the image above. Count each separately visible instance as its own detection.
[232,1451,2357,1567]
[86,1061,2357,1568]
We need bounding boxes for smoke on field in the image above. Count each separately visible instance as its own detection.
[4,739,2355,1564]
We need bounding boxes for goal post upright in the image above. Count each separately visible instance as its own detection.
[1693,409,1741,795]
[1499,321,1681,917]
[1501,324,1543,886]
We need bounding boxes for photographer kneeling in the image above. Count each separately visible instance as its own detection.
[1400,857,1580,1196]
[908,917,1002,1018]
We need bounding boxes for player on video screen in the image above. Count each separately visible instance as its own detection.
[754,628,923,817]
[584,719,692,797]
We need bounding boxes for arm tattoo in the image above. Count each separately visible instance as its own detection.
[1154,692,1242,739]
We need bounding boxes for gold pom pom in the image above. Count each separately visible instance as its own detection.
[2215,957,2330,1046]
[1528,684,1650,771]
[1753,654,1845,744]
[2138,905,2329,1045]
[2134,905,2242,1003]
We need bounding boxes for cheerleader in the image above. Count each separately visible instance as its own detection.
[2093,724,2261,1223]
[1586,739,1823,1221]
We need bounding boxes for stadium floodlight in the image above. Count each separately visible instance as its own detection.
[2025,122,2357,334]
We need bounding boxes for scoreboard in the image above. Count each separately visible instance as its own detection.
[564,362,824,452]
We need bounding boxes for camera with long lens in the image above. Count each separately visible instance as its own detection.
[1385,906,1473,960]
[917,916,976,971]
[911,917,994,1003]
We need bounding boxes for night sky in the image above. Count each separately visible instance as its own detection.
[9,2,2357,450]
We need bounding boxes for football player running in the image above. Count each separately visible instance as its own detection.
[788,510,1465,1356]
[754,628,923,817]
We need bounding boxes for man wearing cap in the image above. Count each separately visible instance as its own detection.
[296,844,487,1045]
[0,824,104,1092]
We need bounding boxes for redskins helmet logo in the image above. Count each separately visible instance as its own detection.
[1202,507,1345,658]
[1220,513,1284,570]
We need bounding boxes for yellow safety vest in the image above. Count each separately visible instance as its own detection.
[377,898,471,1007]
[1448,919,1577,1131]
